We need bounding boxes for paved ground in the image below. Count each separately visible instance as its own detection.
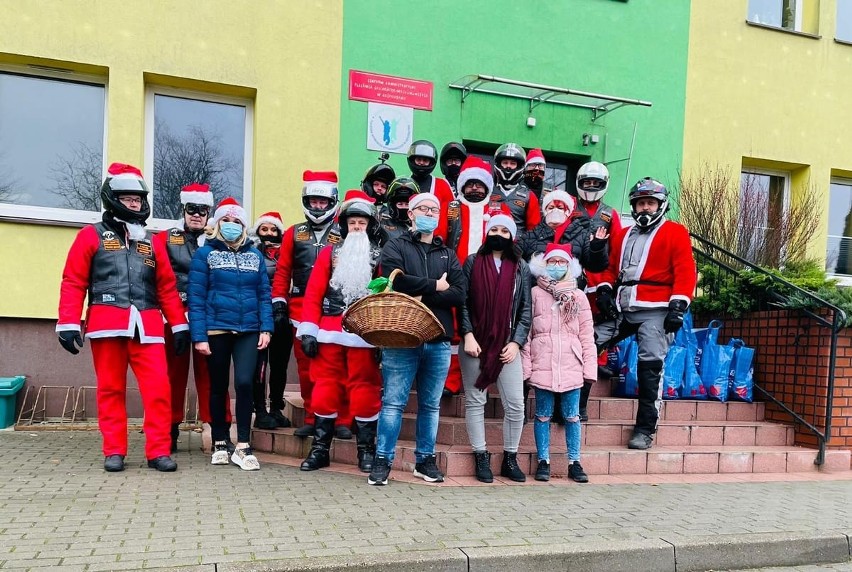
[3,430,852,572]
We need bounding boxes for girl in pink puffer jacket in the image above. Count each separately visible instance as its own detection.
[523,243,597,483]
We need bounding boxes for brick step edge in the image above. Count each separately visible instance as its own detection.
[251,430,851,476]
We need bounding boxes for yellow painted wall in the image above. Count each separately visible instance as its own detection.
[683,0,850,261]
[0,0,343,319]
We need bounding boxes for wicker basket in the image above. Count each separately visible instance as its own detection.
[342,269,445,348]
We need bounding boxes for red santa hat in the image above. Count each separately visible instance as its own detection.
[526,148,546,168]
[105,162,148,193]
[456,156,494,196]
[303,170,339,198]
[485,212,518,240]
[180,182,215,207]
[251,211,284,235]
[210,197,249,228]
[339,189,376,217]
[407,193,440,212]
[541,189,575,213]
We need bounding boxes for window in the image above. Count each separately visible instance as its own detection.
[144,87,252,228]
[747,0,820,35]
[738,169,789,266]
[0,68,106,224]
[837,3,852,42]
[826,179,852,275]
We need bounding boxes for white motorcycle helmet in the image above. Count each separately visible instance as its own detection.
[576,161,610,202]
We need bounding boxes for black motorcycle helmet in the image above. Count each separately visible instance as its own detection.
[338,193,380,240]
[493,143,527,187]
[407,140,438,177]
[361,157,396,204]
[439,142,468,182]
[386,177,420,223]
[100,162,151,225]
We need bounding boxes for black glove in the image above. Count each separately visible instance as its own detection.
[664,299,689,334]
[58,330,84,355]
[301,335,318,358]
[595,285,619,322]
[173,330,191,356]
[272,301,289,329]
[590,225,607,252]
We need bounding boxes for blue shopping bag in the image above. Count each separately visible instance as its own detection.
[662,345,687,399]
[613,338,639,398]
[682,345,707,400]
[703,344,735,402]
[727,338,755,403]
[697,320,723,381]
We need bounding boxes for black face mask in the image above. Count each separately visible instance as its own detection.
[524,171,544,190]
[259,233,282,244]
[464,190,488,203]
[485,234,513,252]
[444,163,462,181]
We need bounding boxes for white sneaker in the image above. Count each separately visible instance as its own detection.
[231,446,260,471]
[211,441,229,465]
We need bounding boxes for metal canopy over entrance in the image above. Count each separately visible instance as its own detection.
[448,74,652,121]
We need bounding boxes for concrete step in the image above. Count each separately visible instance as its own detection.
[251,427,850,477]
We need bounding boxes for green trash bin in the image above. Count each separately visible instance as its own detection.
[0,376,26,429]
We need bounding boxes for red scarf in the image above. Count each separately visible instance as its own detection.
[470,253,517,389]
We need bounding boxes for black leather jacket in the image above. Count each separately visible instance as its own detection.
[458,254,532,348]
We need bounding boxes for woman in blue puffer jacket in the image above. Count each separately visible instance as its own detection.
[188,197,274,471]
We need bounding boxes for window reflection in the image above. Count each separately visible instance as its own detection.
[827,181,852,275]
[0,72,105,211]
[152,94,246,220]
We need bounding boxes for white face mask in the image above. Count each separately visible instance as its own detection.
[545,209,567,225]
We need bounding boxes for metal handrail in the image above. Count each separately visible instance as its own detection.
[690,232,845,466]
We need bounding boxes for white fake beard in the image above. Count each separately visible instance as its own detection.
[545,209,568,226]
[329,231,373,305]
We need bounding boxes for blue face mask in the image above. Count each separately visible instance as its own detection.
[220,221,243,242]
[546,266,568,281]
[414,215,439,234]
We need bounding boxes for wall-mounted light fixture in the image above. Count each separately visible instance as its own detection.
[526,116,537,128]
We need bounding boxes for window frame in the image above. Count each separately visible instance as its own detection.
[825,176,852,281]
[738,167,791,263]
[746,0,821,38]
[0,64,108,226]
[143,85,254,231]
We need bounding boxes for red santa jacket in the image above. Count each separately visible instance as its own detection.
[295,244,375,348]
[582,202,623,292]
[598,219,697,310]
[427,176,455,243]
[270,221,340,325]
[57,224,188,343]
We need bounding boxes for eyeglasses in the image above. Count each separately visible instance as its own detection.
[185,204,210,216]
[117,196,143,206]
[527,166,545,173]
[413,205,440,215]
[546,259,569,267]
[465,181,486,190]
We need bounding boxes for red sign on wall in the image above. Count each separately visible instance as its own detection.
[348,70,433,111]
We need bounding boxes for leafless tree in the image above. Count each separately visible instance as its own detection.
[0,152,21,203]
[48,142,102,211]
[153,120,240,219]
[673,162,821,268]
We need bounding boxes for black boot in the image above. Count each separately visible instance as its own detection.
[634,359,664,443]
[300,416,334,471]
[474,451,493,483]
[355,419,377,473]
[579,381,593,422]
[500,451,526,482]
[170,423,180,453]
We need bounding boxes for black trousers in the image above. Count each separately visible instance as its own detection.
[208,332,259,443]
[253,323,293,412]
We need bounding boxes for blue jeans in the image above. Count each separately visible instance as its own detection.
[376,341,451,464]
[534,387,581,463]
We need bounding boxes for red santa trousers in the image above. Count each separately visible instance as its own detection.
[90,337,171,459]
[294,327,353,427]
[164,328,231,424]
[310,343,381,420]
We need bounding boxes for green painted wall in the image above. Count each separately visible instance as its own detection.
[340,0,691,214]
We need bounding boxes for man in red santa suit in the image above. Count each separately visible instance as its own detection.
[407,140,455,241]
[296,190,383,473]
[271,171,353,439]
[443,156,503,396]
[57,163,189,472]
[572,161,624,421]
[250,211,292,430]
[154,182,231,452]
[595,178,697,450]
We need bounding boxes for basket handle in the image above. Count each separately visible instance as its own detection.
[386,269,404,292]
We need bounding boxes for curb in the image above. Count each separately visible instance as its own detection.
[121,532,852,572]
